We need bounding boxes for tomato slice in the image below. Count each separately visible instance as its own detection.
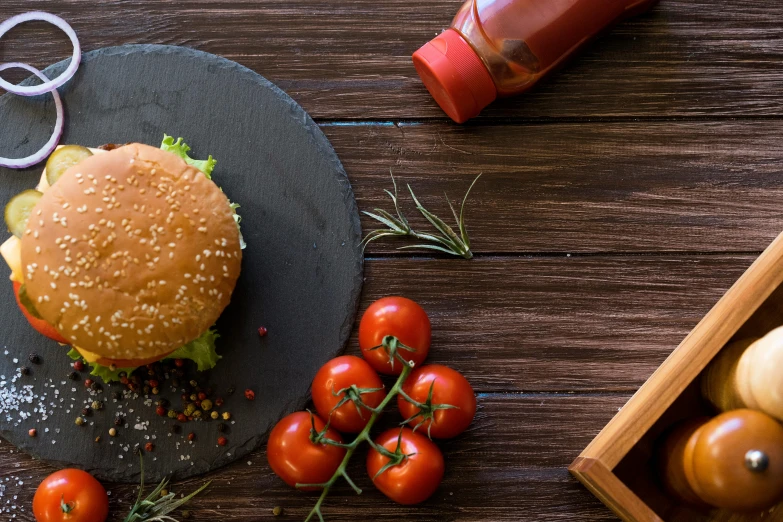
[12,282,69,344]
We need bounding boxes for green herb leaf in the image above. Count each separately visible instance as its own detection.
[361,172,479,259]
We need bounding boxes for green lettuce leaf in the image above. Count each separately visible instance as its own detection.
[160,134,216,178]
[66,328,222,382]
[167,328,221,372]
[66,348,134,383]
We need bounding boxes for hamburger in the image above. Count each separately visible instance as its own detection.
[0,136,243,380]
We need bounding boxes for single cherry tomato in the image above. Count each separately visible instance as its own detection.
[267,411,346,490]
[398,364,476,439]
[13,282,69,344]
[312,355,386,433]
[33,469,109,522]
[367,428,444,505]
[358,296,431,375]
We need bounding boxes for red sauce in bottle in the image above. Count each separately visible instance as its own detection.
[413,0,659,123]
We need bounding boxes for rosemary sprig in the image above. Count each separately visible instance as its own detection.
[361,172,481,259]
[124,457,210,522]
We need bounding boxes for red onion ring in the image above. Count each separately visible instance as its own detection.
[0,63,63,169]
[0,12,80,96]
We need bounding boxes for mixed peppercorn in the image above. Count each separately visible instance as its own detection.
[45,357,262,449]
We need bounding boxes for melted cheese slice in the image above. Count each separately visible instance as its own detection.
[2,146,105,283]
[74,346,100,363]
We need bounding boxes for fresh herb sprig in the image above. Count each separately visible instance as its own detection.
[362,172,481,259]
[123,457,210,522]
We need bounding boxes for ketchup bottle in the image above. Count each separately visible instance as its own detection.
[412,0,659,123]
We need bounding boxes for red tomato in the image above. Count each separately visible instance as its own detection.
[33,469,108,522]
[267,411,346,490]
[398,365,476,439]
[366,428,444,505]
[13,282,69,344]
[358,296,431,375]
[312,355,386,433]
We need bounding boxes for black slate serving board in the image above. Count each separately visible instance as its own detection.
[0,45,363,481]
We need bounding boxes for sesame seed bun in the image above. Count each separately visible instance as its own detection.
[20,143,242,362]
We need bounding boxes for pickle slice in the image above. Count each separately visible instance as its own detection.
[5,189,42,238]
[45,145,92,186]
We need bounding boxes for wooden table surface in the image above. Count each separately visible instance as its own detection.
[2,1,782,520]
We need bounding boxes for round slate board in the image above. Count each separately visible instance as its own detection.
[0,45,363,481]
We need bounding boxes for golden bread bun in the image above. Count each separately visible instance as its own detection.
[20,143,242,361]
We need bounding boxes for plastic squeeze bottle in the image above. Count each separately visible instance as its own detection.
[412,0,659,123]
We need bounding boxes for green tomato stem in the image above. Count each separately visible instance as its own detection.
[302,361,413,522]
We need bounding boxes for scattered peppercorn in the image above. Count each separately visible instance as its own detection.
[189,394,198,402]
[84,379,94,389]
[75,417,85,426]
[258,326,268,337]
[90,381,100,392]
[155,406,167,417]
[227,386,235,395]
[157,398,170,408]
[181,511,191,520]
[28,353,40,364]
[160,488,169,497]
[244,389,255,401]
[222,412,231,421]
[91,400,103,410]
[200,399,213,411]
[94,436,101,443]
[215,398,224,407]
[151,387,160,395]
[192,410,202,419]
[177,414,187,423]
[73,360,85,372]
[187,432,196,442]
[273,506,282,516]
[28,428,36,437]
[68,371,79,381]
[210,411,219,420]
[109,428,117,437]
[114,416,125,427]
[217,423,227,433]
[145,442,154,452]
[82,407,92,417]
[217,436,228,446]
[189,380,198,388]
[19,366,30,376]
[167,410,178,419]
[143,385,151,395]
[175,359,184,368]
[148,379,159,388]
[184,404,196,416]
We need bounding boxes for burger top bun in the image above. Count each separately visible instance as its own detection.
[20,143,242,361]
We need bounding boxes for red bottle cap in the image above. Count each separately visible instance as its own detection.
[412,29,497,123]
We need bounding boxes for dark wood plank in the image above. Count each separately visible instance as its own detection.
[329,121,783,254]
[1,1,782,120]
[354,255,752,392]
[0,393,628,521]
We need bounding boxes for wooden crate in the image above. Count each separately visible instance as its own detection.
[570,232,783,521]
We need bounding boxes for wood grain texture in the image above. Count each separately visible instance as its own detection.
[355,255,750,391]
[327,121,783,254]
[0,393,628,521]
[0,1,781,120]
